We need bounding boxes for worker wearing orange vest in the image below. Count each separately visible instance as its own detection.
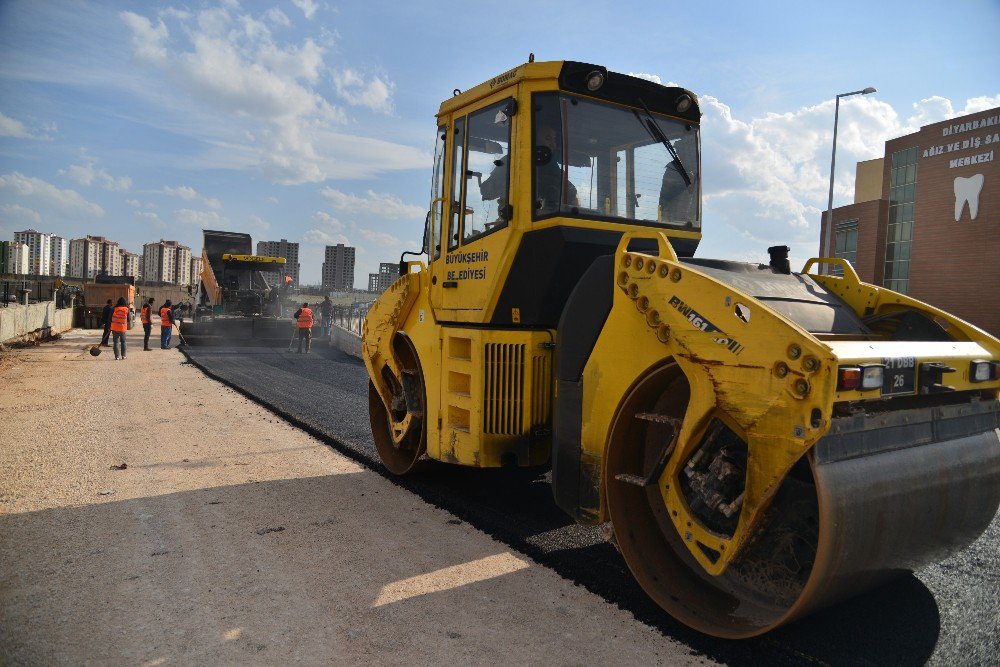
[159,299,174,349]
[109,297,130,360]
[293,302,314,354]
[140,297,155,351]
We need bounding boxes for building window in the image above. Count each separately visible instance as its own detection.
[885,146,917,293]
[833,219,858,276]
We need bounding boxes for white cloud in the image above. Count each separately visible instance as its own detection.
[320,188,424,219]
[359,228,399,247]
[0,172,104,217]
[0,113,53,140]
[332,69,394,114]
[164,185,198,200]
[266,196,279,204]
[0,203,42,225]
[118,7,424,184]
[120,11,169,64]
[126,198,141,208]
[62,162,132,191]
[248,214,270,231]
[163,185,221,210]
[0,112,31,138]
[264,7,291,27]
[628,72,662,84]
[135,210,165,229]
[176,208,229,228]
[312,210,343,231]
[302,228,348,245]
[292,0,318,20]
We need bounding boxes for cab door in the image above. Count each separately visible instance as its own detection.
[431,97,516,317]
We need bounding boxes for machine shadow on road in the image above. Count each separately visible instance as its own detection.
[396,464,942,666]
[179,346,946,665]
[0,474,637,665]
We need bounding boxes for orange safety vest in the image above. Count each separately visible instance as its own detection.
[110,306,129,332]
[297,307,314,329]
[160,307,172,327]
[140,304,151,325]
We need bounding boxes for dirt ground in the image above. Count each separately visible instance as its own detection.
[0,330,708,666]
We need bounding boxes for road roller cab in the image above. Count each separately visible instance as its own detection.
[361,59,1000,638]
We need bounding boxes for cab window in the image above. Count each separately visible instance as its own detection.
[428,125,446,260]
[532,92,700,230]
[460,99,513,242]
[448,118,465,250]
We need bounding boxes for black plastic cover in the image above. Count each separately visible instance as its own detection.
[681,258,870,335]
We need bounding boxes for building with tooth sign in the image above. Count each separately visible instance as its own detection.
[819,105,1000,336]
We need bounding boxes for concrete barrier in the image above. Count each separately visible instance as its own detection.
[0,301,75,346]
[331,324,362,359]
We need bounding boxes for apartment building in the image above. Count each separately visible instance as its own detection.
[367,262,400,293]
[190,255,203,284]
[143,240,192,284]
[321,243,355,292]
[69,235,121,279]
[120,249,141,279]
[256,239,300,286]
[1,241,30,275]
[50,236,69,277]
[13,229,51,276]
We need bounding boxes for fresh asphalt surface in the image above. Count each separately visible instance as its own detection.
[181,343,1000,666]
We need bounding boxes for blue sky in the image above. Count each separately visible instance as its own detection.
[1,0,998,284]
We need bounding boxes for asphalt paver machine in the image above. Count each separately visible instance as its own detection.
[183,230,294,346]
[361,60,1000,637]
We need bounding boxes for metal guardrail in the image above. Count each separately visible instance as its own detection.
[332,301,374,336]
[2,279,57,307]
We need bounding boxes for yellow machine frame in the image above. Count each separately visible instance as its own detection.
[362,60,1000,636]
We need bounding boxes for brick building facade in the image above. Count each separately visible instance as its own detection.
[820,106,999,335]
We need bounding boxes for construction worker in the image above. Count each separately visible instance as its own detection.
[320,296,333,337]
[100,299,113,346]
[159,299,174,349]
[293,302,313,354]
[109,297,130,360]
[140,297,155,351]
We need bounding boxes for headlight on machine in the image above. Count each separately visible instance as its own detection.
[969,360,999,382]
[838,364,884,391]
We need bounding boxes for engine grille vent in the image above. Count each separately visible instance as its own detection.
[484,343,525,435]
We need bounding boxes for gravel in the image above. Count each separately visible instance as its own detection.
[0,330,706,666]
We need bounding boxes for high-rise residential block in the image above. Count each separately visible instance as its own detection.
[1,241,30,275]
[142,239,192,284]
[190,256,203,284]
[50,236,69,277]
[69,235,121,279]
[321,243,355,292]
[13,229,51,276]
[256,239,300,286]
[367,262,400,293]
[120,249,141,279]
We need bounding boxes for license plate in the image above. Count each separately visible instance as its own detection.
[882,357,916,396]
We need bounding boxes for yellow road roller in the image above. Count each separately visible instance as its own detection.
[361,59,1000,637]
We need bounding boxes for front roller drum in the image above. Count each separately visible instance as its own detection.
[368,334,427,475]
[606,364,1000,638]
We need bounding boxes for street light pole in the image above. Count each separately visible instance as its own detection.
[823,86,877,273]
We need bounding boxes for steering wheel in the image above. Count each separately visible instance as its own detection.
[534,145,552,166]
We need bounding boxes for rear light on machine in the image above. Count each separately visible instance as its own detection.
[838,364,884,392]
[969,360,999,382]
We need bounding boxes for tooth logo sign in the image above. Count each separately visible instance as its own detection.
[954,174,984,221]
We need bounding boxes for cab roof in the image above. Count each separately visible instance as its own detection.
[438,60,701,123]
